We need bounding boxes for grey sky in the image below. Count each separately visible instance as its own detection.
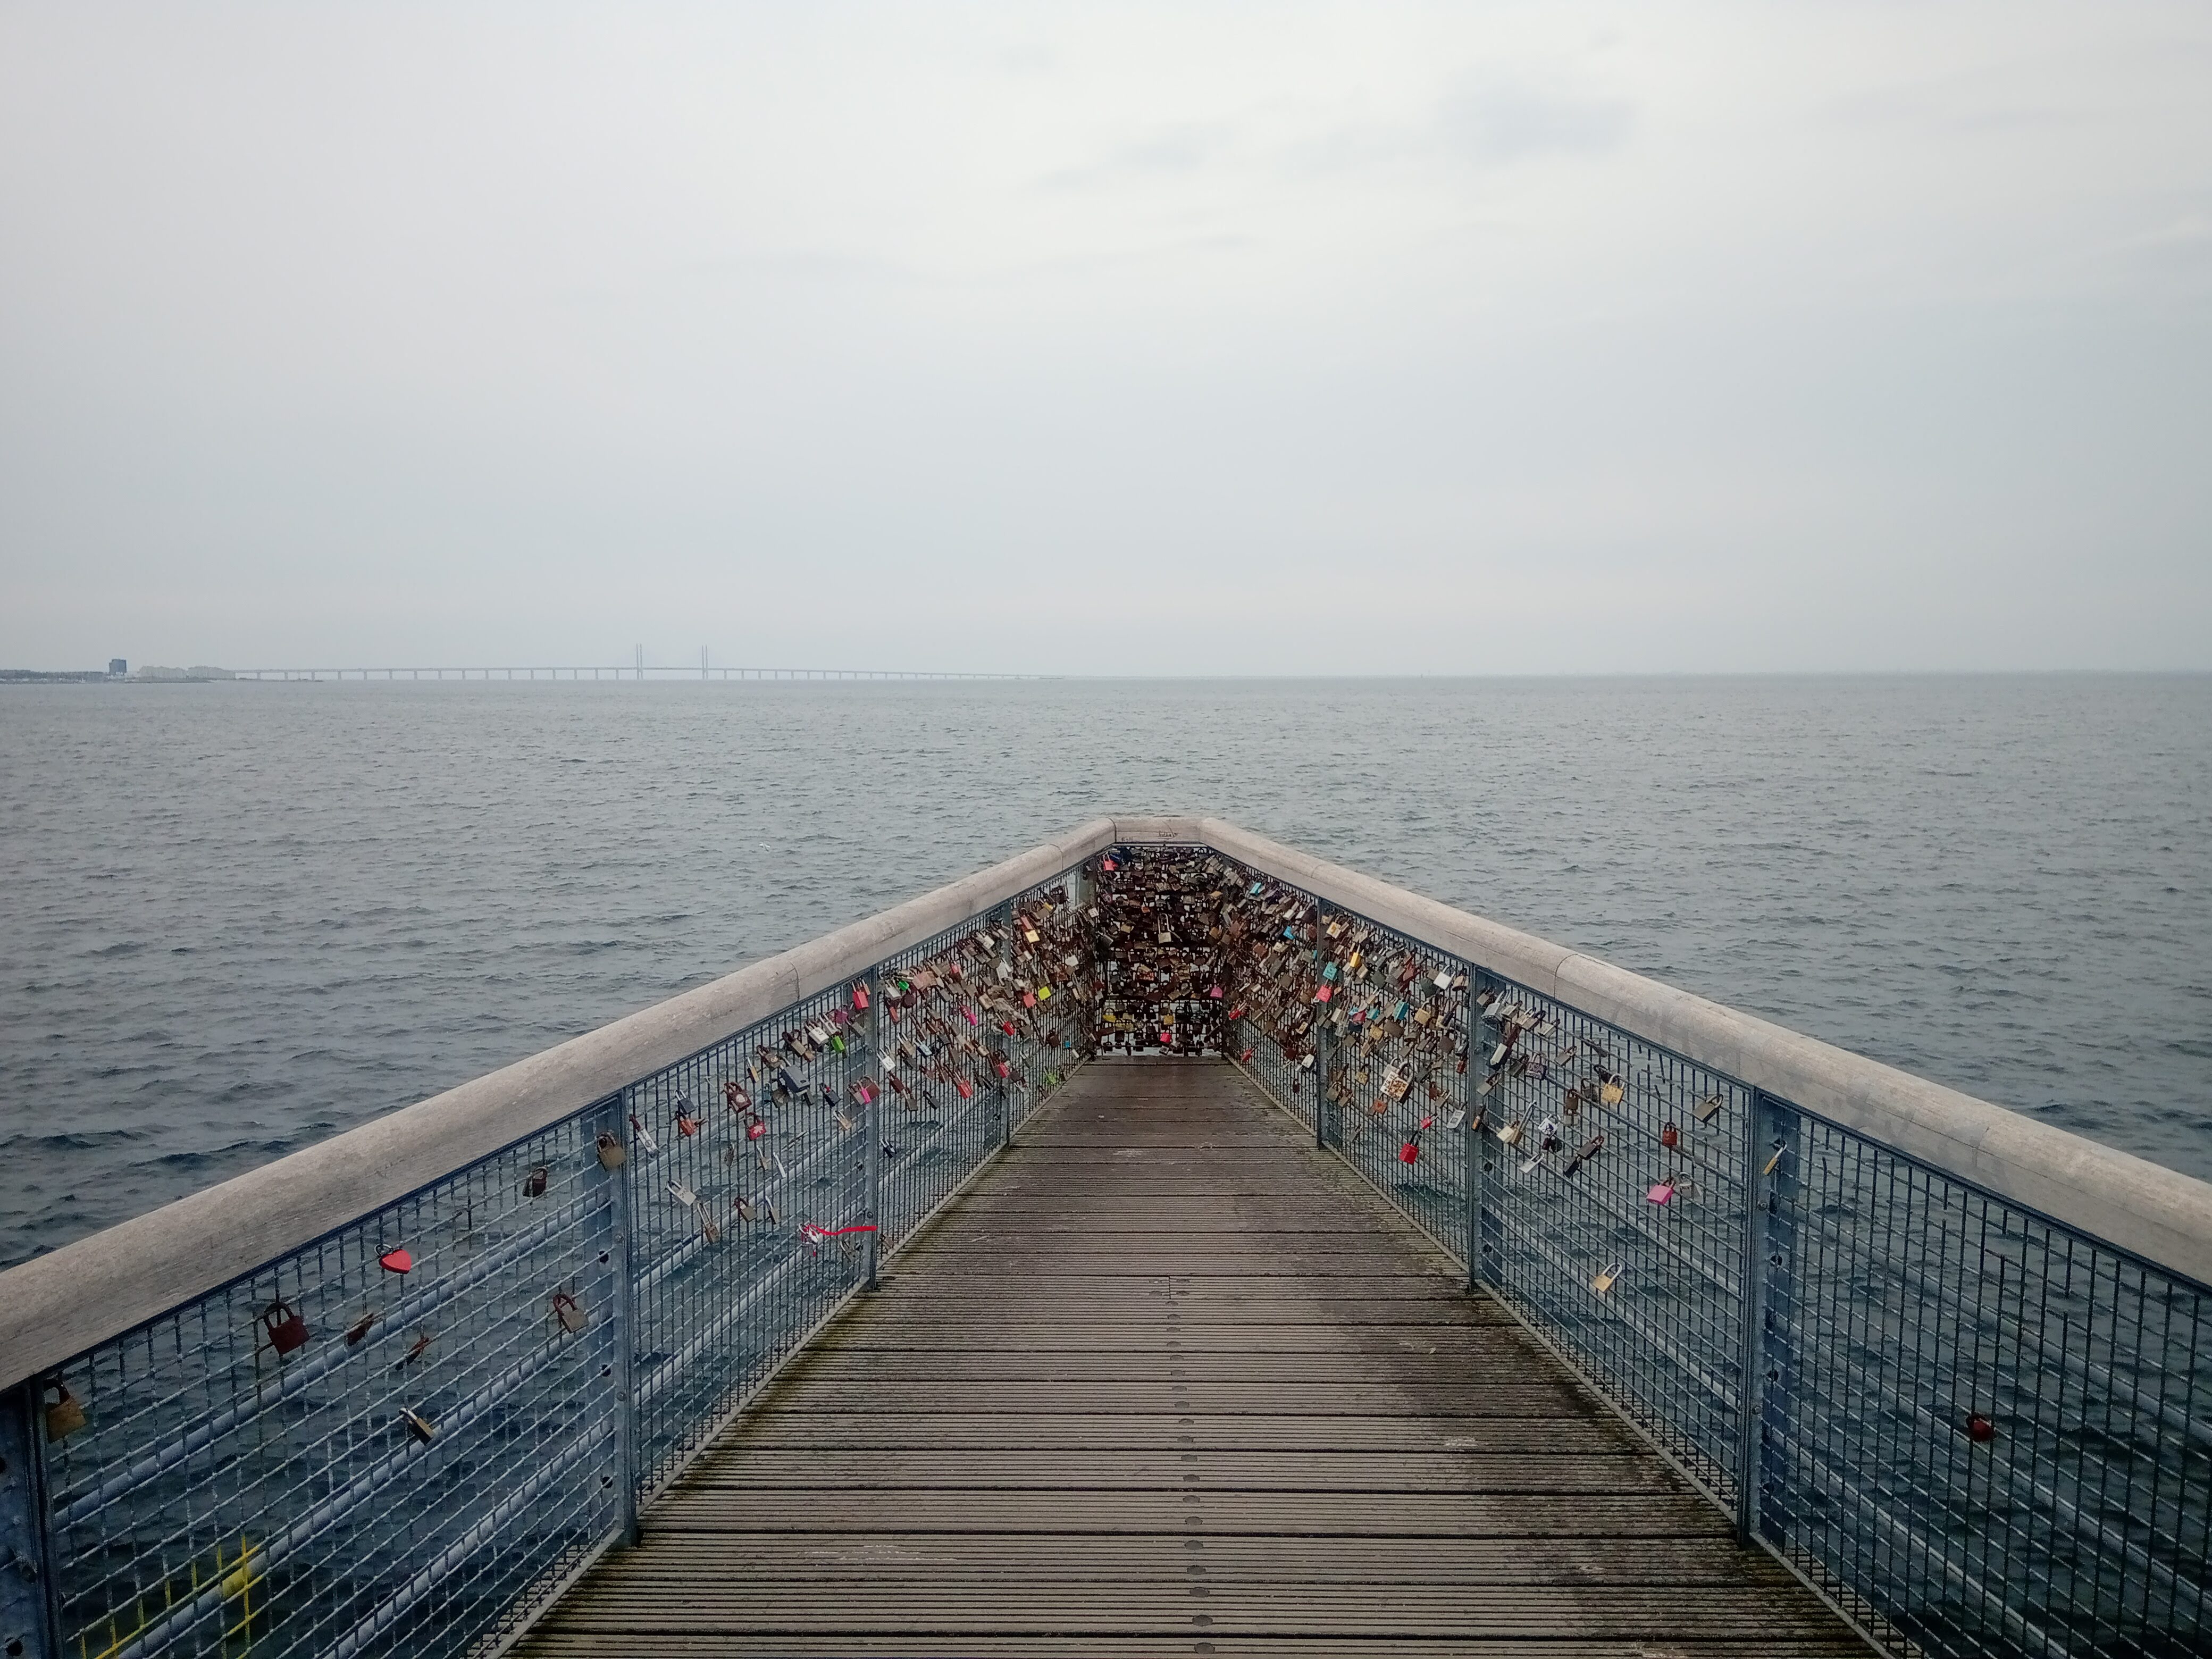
[2,3,2207,674]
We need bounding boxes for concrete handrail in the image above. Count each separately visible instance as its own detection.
[0,817,1122,1391]
[1160,814,2212,1290]
[6,809,2208,1391]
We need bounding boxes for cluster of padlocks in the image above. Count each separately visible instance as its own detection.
[876,884,1094,1115]
[1088,843,1738,1302]
[1091,848,1228,1054]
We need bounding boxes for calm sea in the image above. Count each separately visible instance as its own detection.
[3,675,2208,1269]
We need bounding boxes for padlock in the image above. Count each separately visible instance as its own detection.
[261,1300,309,1356]
[630,1115,659,1155]
[523,1165,549,1199]
[44,1382,87,1442]
[676,1112,701,1138]
[1561,1134,1604,1179]
[1697,1092,1725,1124]
[1965,1413,1997,1443]
[344,1309,379,1345]
[596,1132,627,1170]
[1646,1179,1677,1205]
[1591,1263,1622,1295]
[379,1247,414,1276]
[403,1408,437,1445]
[852,981,870,1012]
[552,1291,588,1335]
[1398,1140,1420,1165]
[398,1330,433,1368]
[1497,1122,1524,1148]
[1660,1122,1679,1150]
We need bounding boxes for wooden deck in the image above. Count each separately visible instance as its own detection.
[517,1058,1864,1657]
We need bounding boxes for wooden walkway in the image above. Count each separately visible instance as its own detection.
[518,1059,1864,1657]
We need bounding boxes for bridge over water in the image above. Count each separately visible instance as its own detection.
[2,817,2206,1659]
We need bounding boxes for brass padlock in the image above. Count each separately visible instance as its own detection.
[596,1132,627,1170]
[551,1291,588,1335]
[403,1407,437,1445]
[44,1382,87,1442]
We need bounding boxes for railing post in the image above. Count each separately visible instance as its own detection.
[600,1095,640,1547]
[1462,965,1482,1288]
[861,969,884,1291]
[1314,1020,1335,1152]
[1738,1087,1799,1546]
[1,1381,61,1659]
[995,901,1016,1149]
[1311,906,1329,1146]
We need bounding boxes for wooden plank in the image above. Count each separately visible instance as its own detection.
[515,1060,1861,1656]
[643,1488,1733,1538]
[572,1530,1792,1581]
[715,1413,1637,1453]
[517,1639,1869,1658]
[676,1448,1671,1493]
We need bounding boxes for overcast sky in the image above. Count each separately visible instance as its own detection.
[2,3,2207,675]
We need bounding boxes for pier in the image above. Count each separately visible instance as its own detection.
[2,816,2205,1659]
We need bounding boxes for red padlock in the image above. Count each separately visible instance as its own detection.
[1966,1413,1997,1443]
[743,1111,767,1141]
[262,1300,309,1356]
[852,982,870,1012]
[1398,1141,1420,1164]
[1660,1122,1680,1149]
[379,1248,413,1276]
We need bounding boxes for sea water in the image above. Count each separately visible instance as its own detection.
[3,673,2207,1268]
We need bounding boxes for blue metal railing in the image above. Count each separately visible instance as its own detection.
[1154,840,2211,1659]
[7,823,2206,1659]
[10,866,1095,1659]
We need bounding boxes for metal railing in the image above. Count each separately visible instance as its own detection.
[5,815,2208,1659]
[0,829,1109,1659]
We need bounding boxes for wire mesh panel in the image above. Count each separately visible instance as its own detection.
[870,873,1094,1252]
[1768,1109,2212,1659]
[623,975,873,1499]
[35,1111,623,1659]
[1466,976,1750,1505]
